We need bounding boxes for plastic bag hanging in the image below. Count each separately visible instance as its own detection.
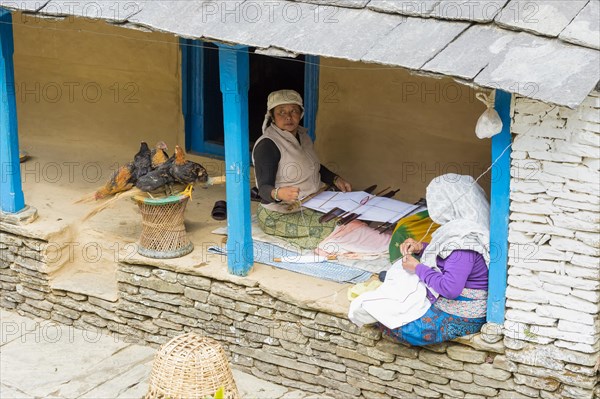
[475,92,503,139]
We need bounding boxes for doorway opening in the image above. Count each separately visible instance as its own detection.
[182,41,307,157]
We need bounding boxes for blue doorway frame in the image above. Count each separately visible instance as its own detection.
[181,39,225,158]
[181,39,321,157]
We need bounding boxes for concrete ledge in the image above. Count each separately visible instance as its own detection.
[0,205,38,226]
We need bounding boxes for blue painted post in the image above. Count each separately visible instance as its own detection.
[0,8,25,213]
[487,90,512,324]
[303,55,320,141]
[217,43,253,276]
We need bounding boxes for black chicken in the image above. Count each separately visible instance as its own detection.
[133,141,152,180]
[135,145,207,195]
[170,145,208,185]
[135,163,172,193]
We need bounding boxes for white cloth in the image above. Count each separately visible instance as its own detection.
[348,260,431,329]
[348,173,491,329]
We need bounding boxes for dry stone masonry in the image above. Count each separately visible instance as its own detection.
[1,91,599,398]
[1,230,512,398]
[507,91,600,399]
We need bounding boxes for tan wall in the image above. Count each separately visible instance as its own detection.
[12,12,183,154]
[11,14,490,202]
[314,58,491,202]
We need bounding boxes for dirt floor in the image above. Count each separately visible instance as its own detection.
[16,135,353,314]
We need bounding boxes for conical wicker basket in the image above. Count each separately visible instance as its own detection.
[145,333,240,399]
[134,194,193,259]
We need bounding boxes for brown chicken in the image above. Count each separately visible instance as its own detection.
[94,162,136,200]
[151,141,169,169]
[93,142,150,200]
[170,145,208,185]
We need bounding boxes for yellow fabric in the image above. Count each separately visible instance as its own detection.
[392,213,438,240]
[347,280,383,301]
[389,210,440,263]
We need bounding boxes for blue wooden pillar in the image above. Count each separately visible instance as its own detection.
[216,43,253,276]
[486,90,512,324]
[0,8,25,213]
[303,55,320,141]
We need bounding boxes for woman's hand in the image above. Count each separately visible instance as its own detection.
[273,186,300,202]
[334,176,352,192]
[400,238,423,256]
[402,254,419,273]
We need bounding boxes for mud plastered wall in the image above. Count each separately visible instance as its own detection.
[11,12,183,151]
[314,58,490,202]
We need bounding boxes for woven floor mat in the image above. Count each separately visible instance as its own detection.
[207,242,372,284]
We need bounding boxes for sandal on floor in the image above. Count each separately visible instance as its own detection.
[211,200,227,221]
[250,187,261,202]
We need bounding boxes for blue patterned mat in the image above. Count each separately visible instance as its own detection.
[207,241,372,284]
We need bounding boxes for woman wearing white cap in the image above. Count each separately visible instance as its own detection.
[252,89,352,249]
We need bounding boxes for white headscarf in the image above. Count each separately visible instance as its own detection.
[420,174,491,274]
[261,89,305,133]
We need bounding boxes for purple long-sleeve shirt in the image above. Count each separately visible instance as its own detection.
[415,243,488,301]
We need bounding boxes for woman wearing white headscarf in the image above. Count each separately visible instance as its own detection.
[252,89,352,249]
[350,174,490,345]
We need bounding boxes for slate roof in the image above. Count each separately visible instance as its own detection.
[1,0,599,108]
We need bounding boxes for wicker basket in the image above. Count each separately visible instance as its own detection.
[145,333,240,399]
[134,194,193,259]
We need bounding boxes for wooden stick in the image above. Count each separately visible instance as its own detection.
[286,185,331,211]
[317,191,340,208]
[374,186,391,196]
[206,175,226,185]
[300,185,330,205]
[273,255,337,262]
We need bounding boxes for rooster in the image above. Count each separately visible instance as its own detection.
[151,141,169,169]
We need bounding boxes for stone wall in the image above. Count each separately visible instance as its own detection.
[2,231,518,399]
[0,233,52,313]
[506,91,600,399]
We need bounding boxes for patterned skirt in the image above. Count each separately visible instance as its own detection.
[256,206,337,250]
[379,288,487,346]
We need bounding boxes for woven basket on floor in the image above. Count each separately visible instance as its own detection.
[134,194,193,259]
[145,333,240,399]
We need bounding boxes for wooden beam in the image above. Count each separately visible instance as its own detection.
[0,9,25,213]
[217,43,253,276]
[486,90,512,324]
